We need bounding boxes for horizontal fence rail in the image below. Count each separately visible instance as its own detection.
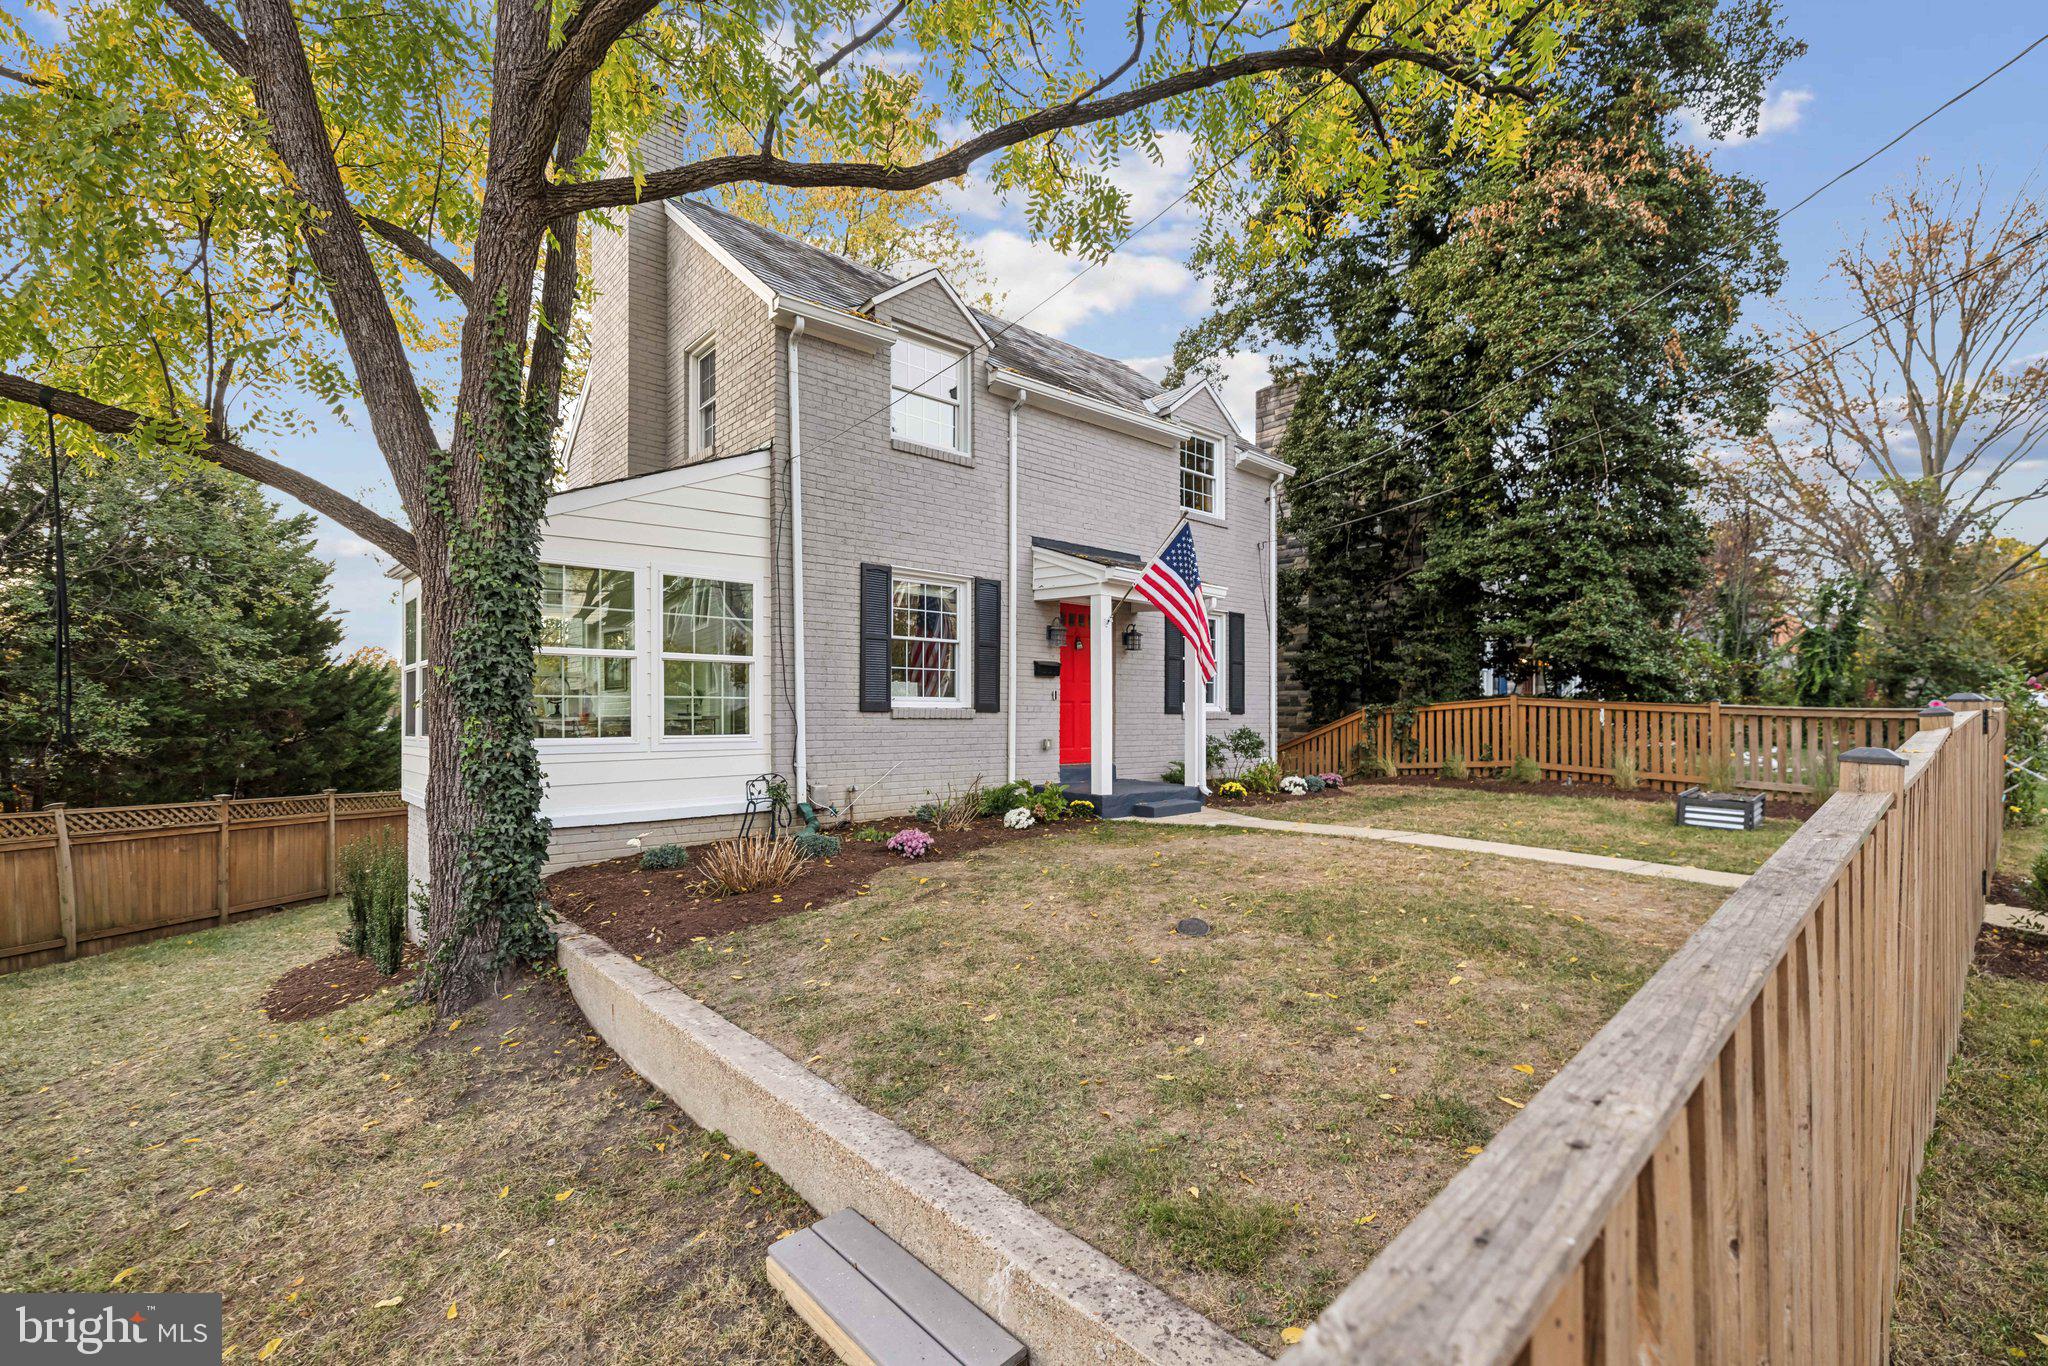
[0,790,405,975]
[1282,700,2002,1365]
[1281,696,1925,796]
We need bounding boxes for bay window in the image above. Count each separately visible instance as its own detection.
[534,563,635,739]
[662,575,754,736]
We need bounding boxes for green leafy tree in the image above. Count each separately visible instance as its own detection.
[1789,578,1867,708]
[0,445,398,809]
[0,0,1572,1006]
[1184,0,1796,713]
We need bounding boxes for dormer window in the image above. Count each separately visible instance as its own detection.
[1180,435,1220,517]
[891,337,966,452]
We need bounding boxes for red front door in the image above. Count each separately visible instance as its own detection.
[1058,604,1091,765]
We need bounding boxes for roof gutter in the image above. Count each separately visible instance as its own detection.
[986,365,1186,446]
[787,318,810,803]
[770,296,895,353]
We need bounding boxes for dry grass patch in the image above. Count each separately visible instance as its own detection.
[659,822,1726,1351]
[0,902,825,1365]
[1297,783,1800,873]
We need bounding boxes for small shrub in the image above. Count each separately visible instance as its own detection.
[1806,754,1839,805]
[919,780,984,832]
[792,830,841,860]
[338,829,408,975]
[1280,775,1308,795]
[1161,761,1185,785]
[1218,780,1248,799]
[1026,783,1070,822]
[1302,775,1326,793]
[700,837,806,895]
[639,843,688,871]
[910,802,938,823]
[886,828,937,859]
[1439,750,1469,781]
[1223,726,1267,778]
[1068,798,1097,819]
[1003,807,1036,830]
[1361,751,1398,779]
[1610,747,1640,791]
[1241,760,1281,795]
[849,825,887,843]
[977,780,1032,818]
[1317,772,1344,788]
[2031,846,2048,906]
[1508,754,1541,783]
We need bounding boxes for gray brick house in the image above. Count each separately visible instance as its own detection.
[399,198,1290,870]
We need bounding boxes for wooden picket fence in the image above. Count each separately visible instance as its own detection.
[1281,695,1925,795]
[1283,699,2004,1364]
[0,790,406,975]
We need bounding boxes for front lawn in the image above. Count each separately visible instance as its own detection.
[655,821,1727,1351]
[1287,782,1802,874]
[1893,933,2048,1361]
[0,903,823,1365]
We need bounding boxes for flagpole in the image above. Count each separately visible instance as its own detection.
[1112,510,1193,614]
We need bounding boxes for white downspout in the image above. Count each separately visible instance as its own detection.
[1268,476,1281,757]
[1006,391,1026,783]
[788,319,810,801]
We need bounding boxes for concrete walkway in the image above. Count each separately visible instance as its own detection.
[1150,807,1750,888]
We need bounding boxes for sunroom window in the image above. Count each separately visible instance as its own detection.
[662,575,753,737]
[891,337,965,451]
[533,564,635,739]
[889,576,964,703]
[402,595,426,738]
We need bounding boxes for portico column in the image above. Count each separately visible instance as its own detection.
[1184,643,1207,794]
[1089,591,1115,798]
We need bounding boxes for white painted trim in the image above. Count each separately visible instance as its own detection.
[771,295,896,353]
[665,201,777,305]
[1235,447,1295,478]
[1267,479,1281,756]
[684,332,718,459]
[986,366,1184,445]
[868,269,995,348]
[889,324,973,459]
[1088,590,1115,799]
[887,568,975,709]
[558,368,593,465]
[545,447,770,516]
[1178,431,1226,524]
[1006,393,1024,784]
[1148,379,1246,442]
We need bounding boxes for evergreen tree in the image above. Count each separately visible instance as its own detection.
[0,447,398,809]
[1184,0,1798,713]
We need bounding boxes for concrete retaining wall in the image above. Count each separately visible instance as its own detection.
[555,923,1265,1366]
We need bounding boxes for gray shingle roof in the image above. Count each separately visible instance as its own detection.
[1030,535,1142,568]
[671,197,1166,412]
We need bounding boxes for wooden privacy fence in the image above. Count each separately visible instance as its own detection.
[1281,695,1925,795]
[0,790,406,975]
[1283,698,2003,1365]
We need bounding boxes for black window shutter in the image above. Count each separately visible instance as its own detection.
[973,578,1001,713]
[1227,612,1247,714]
[859,563,892,712]
[1164,623,1184,715]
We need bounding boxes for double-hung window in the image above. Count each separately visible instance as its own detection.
[1179,435,1220,517]
[534,564,635,739]
[891,337,966,452]
[402,595,426,738]
[889,575,966,704]
[662,576,754,737]
[1204,612,1222,710]
[691,345,718,455]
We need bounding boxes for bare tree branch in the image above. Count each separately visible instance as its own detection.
[0,372,419,567]
[162,0,250,74]
[361,213,473,301]
[544,38,1535,216]
[525,81,590,418]
[760,0,911,157]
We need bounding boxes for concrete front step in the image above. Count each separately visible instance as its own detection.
[1130,797,1203,818]
[1079,781,1204,820]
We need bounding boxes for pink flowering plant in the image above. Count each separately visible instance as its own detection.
[886,828,937,859]
[1318,772,1344,788]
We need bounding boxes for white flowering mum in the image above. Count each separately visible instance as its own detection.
[1280,775,1309,795]
[1003,807,1036,830]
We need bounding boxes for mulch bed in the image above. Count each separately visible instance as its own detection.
[262,948,420,1022]
[1976,922,2048,983]
[1329,773,1822,822]
[549,818,1070,957]
[1989,871,2037,911]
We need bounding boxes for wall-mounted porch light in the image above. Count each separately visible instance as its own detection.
[1046,620,1065,644]
[1121,624,1143,653]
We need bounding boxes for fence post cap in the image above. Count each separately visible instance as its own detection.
[1945,691,1991,703]
[1918,705,1955,718]
[1839,746,1908,767]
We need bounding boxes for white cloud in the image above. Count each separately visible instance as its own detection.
[972,229,1202,337]
[1681,86,1813,148]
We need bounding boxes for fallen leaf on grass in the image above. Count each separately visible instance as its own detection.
[256,1339,284,1361]
[496,1186,509,1200]
[1498,1096,1525,1110]
[446,1302,459,1321]
[111,1267,138,1286]
[1464,1146,1484,1155]
[980,1012,1000,1023]
[1511,1063,1535,1075]
[554,1189,574,1201]
[1281,1327,1306,1345]
[372,1296,403,1309]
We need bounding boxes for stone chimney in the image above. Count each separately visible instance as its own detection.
[1255,380,1298,453]
[1254,379,1313,745]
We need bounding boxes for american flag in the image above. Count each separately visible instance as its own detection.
[1136,522,1215,682]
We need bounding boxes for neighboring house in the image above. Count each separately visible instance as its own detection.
[398,197,1291,872]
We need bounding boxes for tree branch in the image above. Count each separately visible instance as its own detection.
[361,213,473,301]
[760,0,911,157]
[162,0,250,74]
[543,38,1534,216]
[526,81,590,418]
[0,373,419,568]
[0,63,50,88]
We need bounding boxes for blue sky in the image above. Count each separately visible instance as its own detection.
[293,2,2048,653]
